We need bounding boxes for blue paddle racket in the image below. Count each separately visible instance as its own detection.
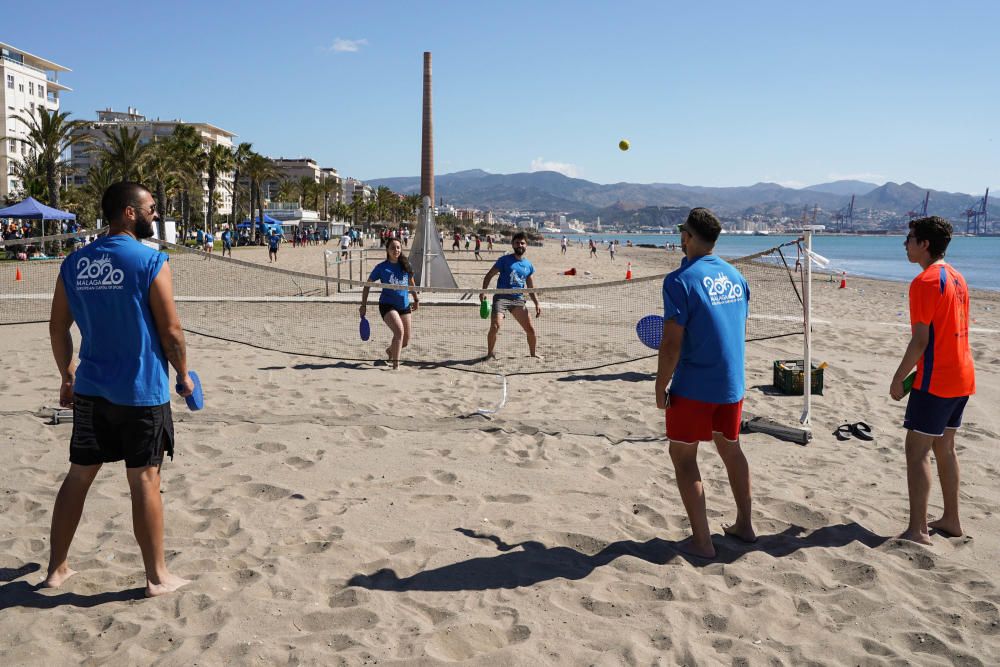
[636,315,664,350]
[359,316,371,342]
[176,370,204,411]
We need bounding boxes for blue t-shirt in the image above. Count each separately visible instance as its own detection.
[493,253,534,300]
[368,260,411,309]
[268,233,280,249]
[221,230,231,245]
[196,229,204,243]
[60,235,170,406]
[662,254,749,404]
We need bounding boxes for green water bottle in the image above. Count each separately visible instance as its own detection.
[479,298,491,319]
[902,371,916,396]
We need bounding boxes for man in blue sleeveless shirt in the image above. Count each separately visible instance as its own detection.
[654,208,755,559]
[479,232,543,359]
[46,182,193,596]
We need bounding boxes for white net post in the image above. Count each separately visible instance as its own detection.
[800,225,823,427]
[421,196,433,287]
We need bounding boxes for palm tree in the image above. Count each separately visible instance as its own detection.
[8,107,89,210]
[168,124,205,240]
[89,126,150,181]
[276,178,299,204]
[204,143,235,234]
[230,142,253,227]
[243,152,277,242]
[10,151,48,200]
[318,178,339,220]
[297,176,314,208]
[144,137,178,239]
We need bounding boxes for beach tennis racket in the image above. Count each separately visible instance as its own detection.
[479,299,491,319]
[636,315,664,350]
[901,370,916,396]
[176,370,204,411]
[359,316,371,342]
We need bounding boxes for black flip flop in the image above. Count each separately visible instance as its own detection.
[833,424,854,441]
[850,422,874,441]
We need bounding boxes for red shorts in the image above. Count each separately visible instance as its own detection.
[665,394,743,444]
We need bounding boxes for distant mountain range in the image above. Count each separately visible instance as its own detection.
[369,170,986,226]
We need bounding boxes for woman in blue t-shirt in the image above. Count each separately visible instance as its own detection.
[360,238,420,369]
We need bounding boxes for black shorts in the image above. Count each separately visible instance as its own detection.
[379,303,412,318]
[269,245,279,253]
[70,394,174,468]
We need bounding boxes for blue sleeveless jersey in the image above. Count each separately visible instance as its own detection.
[60,235,170,406]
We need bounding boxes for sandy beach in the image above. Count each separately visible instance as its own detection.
[2,238,998,665]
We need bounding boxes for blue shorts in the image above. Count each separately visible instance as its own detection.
[903,389,969,437]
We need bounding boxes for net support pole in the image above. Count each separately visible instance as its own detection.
[421,196,433,287]
[800,225,823,427]
[324,252,330,296]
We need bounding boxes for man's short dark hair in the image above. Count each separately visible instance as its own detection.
[101,182,151,224]
[909,216,952,260]
[511,231,527,243]
[680,207,722,244]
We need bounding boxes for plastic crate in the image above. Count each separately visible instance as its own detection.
[773,360,823,395]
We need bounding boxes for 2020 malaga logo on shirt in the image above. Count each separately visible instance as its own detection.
[702,272,743,305]
[75,255,125,290]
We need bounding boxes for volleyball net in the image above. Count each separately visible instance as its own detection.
[1,236,803,376]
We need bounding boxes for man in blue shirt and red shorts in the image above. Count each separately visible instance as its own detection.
[655,208,755,559]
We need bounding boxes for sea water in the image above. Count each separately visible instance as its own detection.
[552,233,1000,292]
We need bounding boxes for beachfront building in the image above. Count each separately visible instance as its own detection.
[342,177,374,205]
[259,157,342,209]
[1,42,71,200]
[69,107,237,216]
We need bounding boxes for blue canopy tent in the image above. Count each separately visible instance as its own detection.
[0,197,77,254]
[237,214,284,237]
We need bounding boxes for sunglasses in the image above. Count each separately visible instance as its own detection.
[129,203,156,215]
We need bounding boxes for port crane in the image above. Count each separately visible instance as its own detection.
[832,195,855,232]
[964,188,989,235]
[906,191,930,219]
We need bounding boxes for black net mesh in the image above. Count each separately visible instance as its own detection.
[2,237,803,376]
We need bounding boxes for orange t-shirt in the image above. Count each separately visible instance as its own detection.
[910,263,975,398]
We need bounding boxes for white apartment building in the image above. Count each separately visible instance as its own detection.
[1,42,71,199]
[342,177,373,205]
[70,107,237,216]
[260,157,342,208]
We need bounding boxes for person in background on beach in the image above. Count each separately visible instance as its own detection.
[268,228,280,263]
[561,236,568,255]
[474,235,483,260]
[45,182,192,597]
[360,238,419,370]
[203,230,213,257]
[480,231,542,360]
[589,238,597,258]
[340,230,352,260]
[608,239,616,263]
[452,231,461,252]
[487,234,493,251]
[890,216,975,544]
[655,208,754,559]
[221,227,232,257]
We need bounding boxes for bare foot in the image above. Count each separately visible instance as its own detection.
[676,537,716,559]
[146,573,191,598]
[42,565,77,588]
[723,523,758,544]
[483,352,496,361]
[897,529,933,545]
[929,517,964,537]
[530,353,545,361]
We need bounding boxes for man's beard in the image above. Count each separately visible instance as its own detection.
[135,216,155,239]
[513,247,525,256]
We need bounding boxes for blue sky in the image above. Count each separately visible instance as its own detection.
[6,1,998,194]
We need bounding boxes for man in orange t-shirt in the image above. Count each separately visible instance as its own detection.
[890,216,975,545]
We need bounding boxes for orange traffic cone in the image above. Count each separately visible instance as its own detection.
[839,271,846,289]
[625,262,633,280]
[15,267,22,282]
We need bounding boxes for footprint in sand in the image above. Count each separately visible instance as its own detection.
[432,470,458,485]
[482,493,532,504]
[284,456,314,470]
[254,441,287,454]
[236,483,292,502]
